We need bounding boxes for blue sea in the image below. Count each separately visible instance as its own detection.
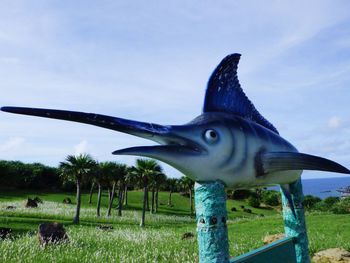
[270,177,350,199]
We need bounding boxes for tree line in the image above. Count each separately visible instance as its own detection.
[0,160,60,189]
[0,155,195,227]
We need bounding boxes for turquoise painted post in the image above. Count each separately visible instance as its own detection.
[281,179,310,263]
[194,181,230,263]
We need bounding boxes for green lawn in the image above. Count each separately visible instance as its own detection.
[0,189,277,218]
[0,190,349,262]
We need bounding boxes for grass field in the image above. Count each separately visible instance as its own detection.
[0,190,349,262]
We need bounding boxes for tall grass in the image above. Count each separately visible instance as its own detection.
[0,192,349,262]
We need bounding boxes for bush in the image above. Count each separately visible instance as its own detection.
[341,197,350,206]
[313,201,330,212]
[331,202,349,214]
[0,160,60,190]
[262,191,280,206]
[303,195,321,210]
[323,196,340,207]
[231,190,253,200]
[331,197,350,214]
[248,195,260,208]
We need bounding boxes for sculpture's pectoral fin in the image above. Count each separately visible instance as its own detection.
[280,184,296,218]
[260,152,350,174]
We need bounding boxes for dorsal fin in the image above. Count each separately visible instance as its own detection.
[203,54,279,134]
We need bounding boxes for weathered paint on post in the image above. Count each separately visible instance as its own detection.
[194,181,230,263]
[281,179,310,263]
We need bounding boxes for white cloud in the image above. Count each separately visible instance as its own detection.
[328,116,341,129]
[74,140,88,155]
[0,57,20,64]
[0,137,25,152]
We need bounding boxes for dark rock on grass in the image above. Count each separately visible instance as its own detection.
[38,222,68,246]
[97,224,114,231]
[181,232,195,240]
[63,197,72,204]
[243,208,252,213]
[6,206,16,210]
[231,207,237,212]
[25,198,38,208]
[240,205,245,209]
[0,227,12,239]
[34,197,43,204]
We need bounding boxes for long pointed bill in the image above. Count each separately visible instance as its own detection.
[1,106,204,157]
[1,106,170,140]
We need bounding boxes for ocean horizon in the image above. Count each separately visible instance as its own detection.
[269,177,350,199]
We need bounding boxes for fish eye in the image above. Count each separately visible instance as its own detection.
[204,129,219,144]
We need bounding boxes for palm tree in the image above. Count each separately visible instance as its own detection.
[100,162,127,217]
[88,181,95,204]
[180,176,195,215]
[123,167,135,206]
[154,173,166,213]
[93,162,110,217]
[131,159,163,227]
[93,165,103,217]
[60,154,97,224]
[167,178,178,207]
[149,174,157,214]
[116,165,128,216]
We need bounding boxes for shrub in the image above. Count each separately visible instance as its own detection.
[231,190,253,200]
[303,195,321,210]
[331,202,349,214]
[323,196,340,207]
[312,196,346,213]
[331,197,350,214]
[262,191,280,206]
[313,201,330,212]
[248,195,260,208]
[341,196,350,206]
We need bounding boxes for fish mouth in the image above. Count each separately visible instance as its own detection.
[112,128,206,159]
[112,144,204,157]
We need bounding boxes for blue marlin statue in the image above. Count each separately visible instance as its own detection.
[1,54,349,213]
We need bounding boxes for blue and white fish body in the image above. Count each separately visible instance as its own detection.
[188,113,302,189]
[133,112,302,189]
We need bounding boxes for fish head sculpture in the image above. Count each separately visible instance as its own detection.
[2,53,349,193]
[112,113,239,182]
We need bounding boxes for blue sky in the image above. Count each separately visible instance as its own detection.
[0,1,350,179]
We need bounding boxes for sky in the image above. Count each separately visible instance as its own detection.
[0,0,350,180]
